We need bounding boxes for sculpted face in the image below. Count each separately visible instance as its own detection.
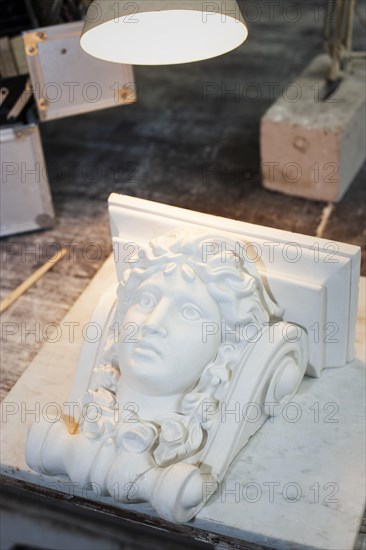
[118,268,222,396]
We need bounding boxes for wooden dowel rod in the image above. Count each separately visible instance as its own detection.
[0,248,68,314]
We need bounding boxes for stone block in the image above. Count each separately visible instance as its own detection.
[261,54,366,202]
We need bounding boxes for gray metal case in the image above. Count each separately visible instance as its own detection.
[0,124,55,236]
[23,21,137,121]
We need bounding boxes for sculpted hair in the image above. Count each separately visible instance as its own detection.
[117,228,282,327]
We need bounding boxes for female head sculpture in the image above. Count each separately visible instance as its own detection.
[113,228,282,465]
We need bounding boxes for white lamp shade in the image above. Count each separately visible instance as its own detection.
[80,0,248,65]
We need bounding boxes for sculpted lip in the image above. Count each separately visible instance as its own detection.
[134,341,162,358]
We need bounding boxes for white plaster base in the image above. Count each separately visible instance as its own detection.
[1,255,365,550]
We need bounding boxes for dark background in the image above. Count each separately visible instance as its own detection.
[40,0,366,252]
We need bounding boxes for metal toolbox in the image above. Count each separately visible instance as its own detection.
[0,124,55,237]
[23,21,137,121]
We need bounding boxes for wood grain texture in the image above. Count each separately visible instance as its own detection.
[0,199,112,400]
[0,1,365,547]
[1,476,273,550]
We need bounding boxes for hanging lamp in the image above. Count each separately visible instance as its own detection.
[80,0,248,65]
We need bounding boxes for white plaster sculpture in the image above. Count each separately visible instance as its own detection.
[26,227,308,523]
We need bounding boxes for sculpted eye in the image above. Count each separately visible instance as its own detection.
[138,292,157,309]
[181,304,202,321]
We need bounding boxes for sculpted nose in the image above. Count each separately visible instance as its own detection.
[143,302,168,338]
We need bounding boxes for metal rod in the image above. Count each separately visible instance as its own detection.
[328,0,343,82]
[350,51,366,58]
[0,249,68,314]
[355,0,366,27]
[341,0,356,72]
[325,0,360,81]
[345,0,356,52]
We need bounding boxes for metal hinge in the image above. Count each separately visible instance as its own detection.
[118,84,137,103]
[13,126,36,139]
[23,31,47,57]
[37,97,48,112]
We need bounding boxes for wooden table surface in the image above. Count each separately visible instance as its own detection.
[1,1,365,548]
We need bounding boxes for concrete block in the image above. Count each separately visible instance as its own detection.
[261,54,366,202]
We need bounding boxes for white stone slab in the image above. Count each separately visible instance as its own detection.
[109,194,361,376]
[1,256,365,550]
